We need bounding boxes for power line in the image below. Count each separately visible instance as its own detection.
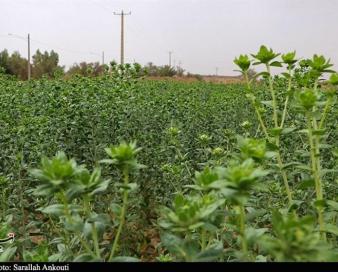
[7,33,31,80]
[94,1,175,66]
[88,0,112,14]
[87,0,179,67]
[4,33,103,59]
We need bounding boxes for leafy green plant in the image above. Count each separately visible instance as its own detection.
[0,50,336,261]
[234,46,337,243]
[260,211,337,261]
[100,141,144,260]
[26,142,142,261]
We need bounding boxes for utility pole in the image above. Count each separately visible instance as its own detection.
[102,51,105,65]
[8,33,31,80]
[215,67,218,76]
[168,51,173,67]
[114,10,131,65]
[27,33,31,80]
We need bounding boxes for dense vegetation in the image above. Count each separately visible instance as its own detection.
[0,47,337,262]
[0,49,186,80]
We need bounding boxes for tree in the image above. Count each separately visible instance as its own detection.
[7,51,28,80]
[32,50,64,78]
[0,49,28,80]
[66,62,105,77]
[143,63,177,77]
[0,49,10,74]
[0,49,64,80]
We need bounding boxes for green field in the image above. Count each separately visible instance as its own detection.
[0,63,337,261]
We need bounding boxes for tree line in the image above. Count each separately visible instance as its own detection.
[0,49,186,80]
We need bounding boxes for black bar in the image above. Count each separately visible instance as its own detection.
[0,262,337,272]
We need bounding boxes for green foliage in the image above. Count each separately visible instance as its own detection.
[0,49,64,80]
[0,49,337,262]
[189,167,221,191]
[66,62,104,78]
[101,141,144,172]
[260,211,337,261]
[234,55,251,72]
[329,73,338,85]
[251,46,280,65]
[27,142,140,261]
[307,54,334,74]
[237,136,268,162]
[143,62,180,77]
[221,159,269,205]
[32,49,64,79]
[296,88,318,111]
[281,51,297,65]
[159,193,223,232]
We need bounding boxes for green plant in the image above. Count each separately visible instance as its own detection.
[0,57,336,261]
[27,142,142,261]
[100,141,144,260]
[260,211,337,261]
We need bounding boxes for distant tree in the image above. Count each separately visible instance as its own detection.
[186,72,204,81]
[143,63,177,77]
[0,49,10,74]
[143,62,157,76]
[32,50,64,78]
[158,65,176,77]
[0,49,64,80]
[66,62,105,77]
[7,51,28,80]
[176,66,185,76]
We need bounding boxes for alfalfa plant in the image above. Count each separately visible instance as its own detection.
[158,137,270,261]
[234,46,337,239]
[100,141,144,261]
[234,47,294,206]
[29,141,143,261]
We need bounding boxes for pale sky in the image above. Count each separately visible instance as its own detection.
[1,0,337,75]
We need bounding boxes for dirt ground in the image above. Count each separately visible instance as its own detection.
[147,75,243,84]
[201,75,243,84]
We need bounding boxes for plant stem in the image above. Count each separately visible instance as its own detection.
[92,222,101,258]
[276,137,293,205]
[280,67,292,128]
[239,205,247,257]
[244,72,269,138]
[175,145,192,177]
[280,96,290,128]
[306,113,325,239]
[201,228,207,251]
[265,65,293,206]
[319,96,333,129]
[313,81,326,240]
[108,168,129,261]
[60,192,94,255]
[266,65,278,127]
[83,195,101,259]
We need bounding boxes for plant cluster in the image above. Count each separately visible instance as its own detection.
[156,46,337,261]
[0,47,336,261]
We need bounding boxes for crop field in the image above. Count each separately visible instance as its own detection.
[0,47,337,262]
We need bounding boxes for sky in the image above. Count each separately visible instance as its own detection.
[0,0,337,75]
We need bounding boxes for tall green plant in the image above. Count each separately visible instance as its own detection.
[28,142,143,262]
[234,46,337,239]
